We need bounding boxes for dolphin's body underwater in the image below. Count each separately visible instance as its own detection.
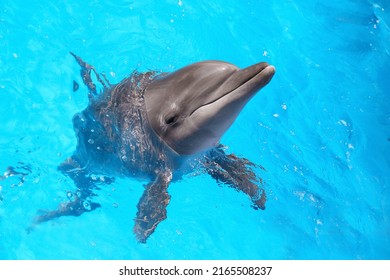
[35,53,275,242]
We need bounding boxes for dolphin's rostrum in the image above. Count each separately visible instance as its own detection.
[33,53,275,243]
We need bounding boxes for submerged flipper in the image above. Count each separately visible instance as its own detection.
[204,145,266,210]
[134,171,172,243]
[31,156,106,227]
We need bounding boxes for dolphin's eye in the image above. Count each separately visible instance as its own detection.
[165,115,178,125]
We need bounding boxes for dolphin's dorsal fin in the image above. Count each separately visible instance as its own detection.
[69,52,111,100]
[133,170,172,243]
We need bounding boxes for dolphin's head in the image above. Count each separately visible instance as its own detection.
[144,60,275,155]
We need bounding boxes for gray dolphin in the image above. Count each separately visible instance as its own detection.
[33,53,275,243]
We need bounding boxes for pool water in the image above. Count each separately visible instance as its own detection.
[0,0,389,259]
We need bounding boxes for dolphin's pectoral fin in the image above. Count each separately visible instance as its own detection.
[30,156,104,230]
[134,171,172,243]
[204,145,267,210]
[31,195,101,225]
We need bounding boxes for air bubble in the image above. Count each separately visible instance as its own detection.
[338,120,348,126]
[67,191,73,200]
[83,201,92,211]
[88,139,94,144]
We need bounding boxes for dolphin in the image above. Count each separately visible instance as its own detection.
[33,53,275,242]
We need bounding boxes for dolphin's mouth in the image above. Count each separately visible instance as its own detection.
[189,62,275,117]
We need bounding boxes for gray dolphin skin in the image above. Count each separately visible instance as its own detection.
[145,61,275,155]
[33,53,275,243]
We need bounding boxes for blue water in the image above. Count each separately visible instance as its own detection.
[0,0,389,260]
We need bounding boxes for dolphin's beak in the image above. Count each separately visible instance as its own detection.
[189,62,276,119]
